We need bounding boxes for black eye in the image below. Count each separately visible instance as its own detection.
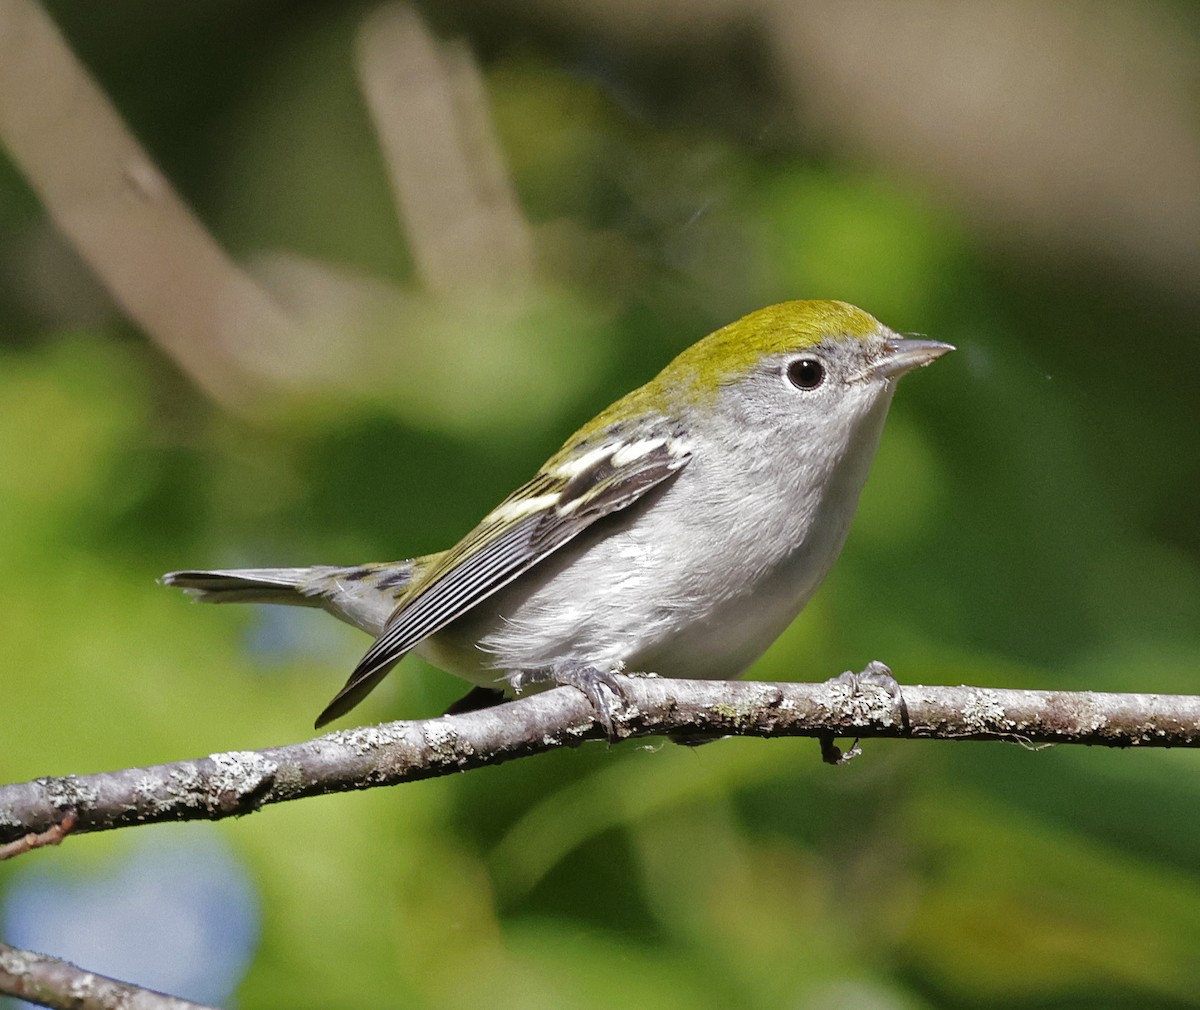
[786,358,825,390]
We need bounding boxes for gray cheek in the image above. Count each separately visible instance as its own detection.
[717,371,821,428]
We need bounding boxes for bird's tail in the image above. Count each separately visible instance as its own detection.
[162,561,422,636]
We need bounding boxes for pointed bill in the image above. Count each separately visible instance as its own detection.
[872,338,955,380]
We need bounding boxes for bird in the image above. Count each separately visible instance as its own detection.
[163,300,953,731]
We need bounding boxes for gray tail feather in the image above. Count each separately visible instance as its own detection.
[161,562,419,636]
[161,567,331,606]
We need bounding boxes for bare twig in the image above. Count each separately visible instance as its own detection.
[0,941,213,1010]
[2,678,1198,847]
[0,809,76,861]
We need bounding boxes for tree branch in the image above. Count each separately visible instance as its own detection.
[3,677,1199,846]
[0,941,213,1010]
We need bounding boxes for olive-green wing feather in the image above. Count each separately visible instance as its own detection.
[314,434,691,726]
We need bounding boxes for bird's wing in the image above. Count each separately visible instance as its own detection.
[314,432,691,726]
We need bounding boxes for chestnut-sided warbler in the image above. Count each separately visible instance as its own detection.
[165,300,952,730]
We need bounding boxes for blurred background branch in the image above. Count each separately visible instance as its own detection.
[0,0,297,407]
[357,3,533,292]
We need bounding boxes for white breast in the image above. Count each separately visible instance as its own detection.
[423,386,895,685]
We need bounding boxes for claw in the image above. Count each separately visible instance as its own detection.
[510,662,627,740]
[829,661,907,716]
[818,733,862,766]
[554,662,626,739]
[820,660,908,765]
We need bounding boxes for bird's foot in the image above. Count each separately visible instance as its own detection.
[818,660,908,766]
[830,660,906,710]
[510,662,627,740]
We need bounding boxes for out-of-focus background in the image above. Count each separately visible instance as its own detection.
[2,1,1199,1006]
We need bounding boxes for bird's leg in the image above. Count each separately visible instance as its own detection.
[818,660,908,765]
[444,685,508,716]
[509,661,627,740]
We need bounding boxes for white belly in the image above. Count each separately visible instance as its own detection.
[420,402,887,685]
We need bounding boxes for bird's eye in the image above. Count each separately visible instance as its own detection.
[786,358,825,390]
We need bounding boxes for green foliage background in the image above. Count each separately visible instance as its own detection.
[3,3,1200,1007]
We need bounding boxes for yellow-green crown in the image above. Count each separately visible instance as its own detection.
[578,300,880,438]
[666,300,878,389]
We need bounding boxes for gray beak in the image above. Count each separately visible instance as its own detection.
[873,337,955,380]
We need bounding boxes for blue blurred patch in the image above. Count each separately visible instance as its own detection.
[2,827,259,1006]
[241,603,356,670]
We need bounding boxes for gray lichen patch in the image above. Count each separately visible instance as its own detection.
[206,750,277,799]
[40,774,100,813]
[343,722,414,756]
[829,684,901,728]
[961,689,1008,731]
[134,771,184,815]
[423,720,473,760]
[1070,692,1111,735]
[0,944,36,973]
[166,763,207,811]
